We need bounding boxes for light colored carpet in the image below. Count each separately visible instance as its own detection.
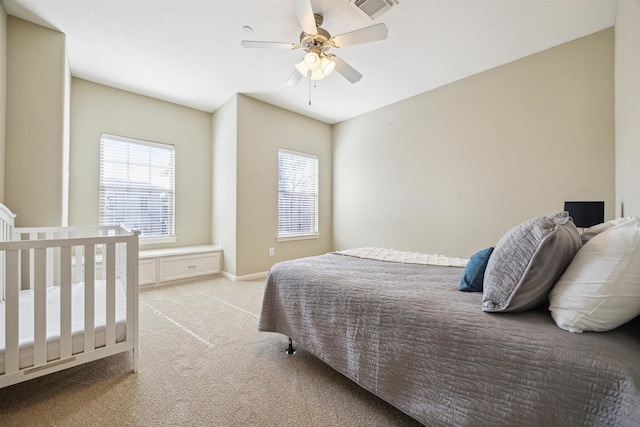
[0,276,423,426]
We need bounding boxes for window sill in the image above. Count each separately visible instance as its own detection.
[140,236,178,246]
[277,233,321,242]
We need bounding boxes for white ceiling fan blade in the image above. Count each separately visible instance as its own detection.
[241,40,297,49]
[332,56,362,83]
[331,23,388,48]
[291,0,317,35]
[286,69,303,86]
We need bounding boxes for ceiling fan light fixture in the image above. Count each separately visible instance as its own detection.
[320,56,336,76]
[304,51,321,70]
[295,60,309,77]
[310,68,325,81]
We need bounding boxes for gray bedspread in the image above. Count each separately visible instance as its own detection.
[259,253,640,426]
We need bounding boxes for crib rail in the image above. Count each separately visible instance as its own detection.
[0,224,139,388]
[9,225,135,292]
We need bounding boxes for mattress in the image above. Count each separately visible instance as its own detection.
[259,253,640,426]
[0,280,127,373]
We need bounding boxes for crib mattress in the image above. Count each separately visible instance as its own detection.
[0,280,127,374]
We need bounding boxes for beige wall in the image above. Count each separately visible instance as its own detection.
[5,17,68,226]
[615,0,640,217]
[212,94,332,278]
[235,95,332,277]
[333,29,615,258]
[212,94,238,275]
[0,6,6,203]
[70,78,212,248]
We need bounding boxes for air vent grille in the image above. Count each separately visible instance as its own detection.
[350,0,398,20]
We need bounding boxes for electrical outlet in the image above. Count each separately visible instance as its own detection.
[269,247,275,256]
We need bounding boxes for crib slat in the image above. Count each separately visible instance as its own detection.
[106,242,116,346]
[33,248,47,366]
[126,242,134,341]
[101,243,107,281]
[29,233,37,291]
[4,250,20,374]
[60,246,73,359]
[84,245,95,352]
[127,233,140,373]
[74,245,82,284]
[46,231,54,287]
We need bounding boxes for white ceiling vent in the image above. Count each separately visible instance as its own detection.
[350,0,398,20]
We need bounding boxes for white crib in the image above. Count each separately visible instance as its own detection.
[0,203,139,388]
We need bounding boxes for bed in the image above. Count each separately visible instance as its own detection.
[259,216,640,426]
[0,203,139,388]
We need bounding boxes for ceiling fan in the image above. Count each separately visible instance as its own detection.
[241,0,388,86]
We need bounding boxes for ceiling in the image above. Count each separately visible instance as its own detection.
[2,0,618,124]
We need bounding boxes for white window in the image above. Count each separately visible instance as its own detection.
[99,134,175,242]
[278,149,319,241]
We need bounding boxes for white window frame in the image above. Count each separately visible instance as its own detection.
[99,133,176,244]
[277,148,320,242]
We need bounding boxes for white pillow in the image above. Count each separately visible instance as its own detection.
[580,217,634,244]
[548,217,640,333]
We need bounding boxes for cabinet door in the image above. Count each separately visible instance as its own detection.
[159,252,220,283]
[139,259,158,286]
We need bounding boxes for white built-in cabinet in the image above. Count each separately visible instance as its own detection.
[138,245,222,286]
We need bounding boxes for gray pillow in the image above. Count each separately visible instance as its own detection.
[482,212,581,312]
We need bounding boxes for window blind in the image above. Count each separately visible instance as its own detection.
[99,134,175,239]
[278,149,319,237]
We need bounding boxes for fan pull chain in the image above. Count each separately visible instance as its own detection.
[307,78,318,106]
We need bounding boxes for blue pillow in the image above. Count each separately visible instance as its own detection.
[459,247,494,292]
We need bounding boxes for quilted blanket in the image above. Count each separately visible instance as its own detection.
[333,247,468,267]
[259,253,640,426]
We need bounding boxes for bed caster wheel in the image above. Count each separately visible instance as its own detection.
[285,338,296,355]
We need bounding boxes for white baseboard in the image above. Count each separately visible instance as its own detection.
[222,270,268,282]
